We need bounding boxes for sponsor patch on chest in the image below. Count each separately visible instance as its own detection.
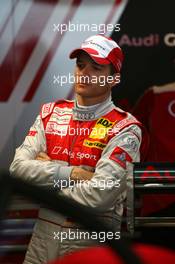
[49,113,72,125]
[89,117,115,139]
[53,107,72,115]
[45,121,68,136]
[83,139,106,150]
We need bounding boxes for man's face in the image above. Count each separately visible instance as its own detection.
[74,52,115,98]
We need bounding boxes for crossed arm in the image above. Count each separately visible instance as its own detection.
[36,151,93,181]
[10,115,141,210]
[10,115,94,187]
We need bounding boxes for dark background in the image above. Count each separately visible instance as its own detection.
[112,0,175,109]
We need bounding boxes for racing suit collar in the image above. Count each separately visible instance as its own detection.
[72,95,114,121]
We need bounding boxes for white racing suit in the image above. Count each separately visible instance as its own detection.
[10,96,147,263]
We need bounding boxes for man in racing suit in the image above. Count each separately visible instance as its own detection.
[10,35,148,263]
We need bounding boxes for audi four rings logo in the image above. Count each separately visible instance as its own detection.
[76,112,95,120]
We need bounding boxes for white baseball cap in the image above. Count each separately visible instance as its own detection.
[69,35,124,73]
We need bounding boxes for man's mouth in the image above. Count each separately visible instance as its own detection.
[76,82,91,85]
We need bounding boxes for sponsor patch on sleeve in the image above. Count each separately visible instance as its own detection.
[109,146,132,169]
[28,130,38,137]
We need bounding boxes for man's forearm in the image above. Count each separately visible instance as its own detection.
[35,152,94,182]
[10,150,73,187]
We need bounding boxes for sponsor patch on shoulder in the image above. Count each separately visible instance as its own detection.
[41,102,55,118]
[113,117,138,133]
[109,146,132,169]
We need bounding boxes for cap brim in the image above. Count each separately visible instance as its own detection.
[69,48,110,65]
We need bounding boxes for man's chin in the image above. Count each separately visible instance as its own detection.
[75,85,92,95]
[76,91,90,97]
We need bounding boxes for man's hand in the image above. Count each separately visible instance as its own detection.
[70,167,94,182]
[35,152,51,161]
